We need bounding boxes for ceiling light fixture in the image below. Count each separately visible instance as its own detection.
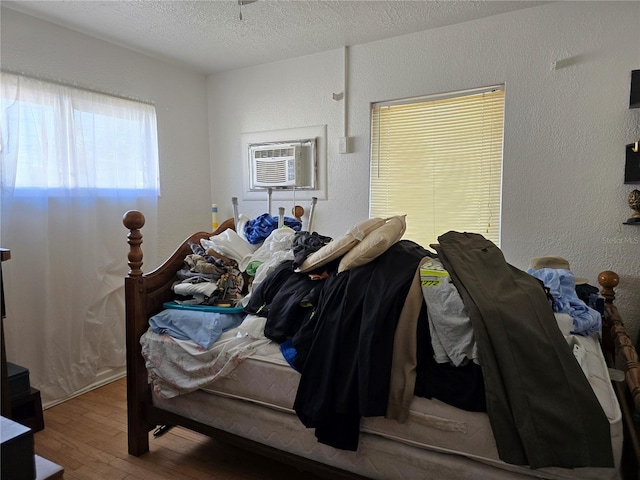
[238,0,258,20]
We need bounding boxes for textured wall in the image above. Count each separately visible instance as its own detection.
[1,7,212,268]
[209,1,640,338]
[2,2,637,340]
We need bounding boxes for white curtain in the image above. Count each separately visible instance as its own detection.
[0,72,159,405]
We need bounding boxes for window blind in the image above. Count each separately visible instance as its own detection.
[370,86,505,246]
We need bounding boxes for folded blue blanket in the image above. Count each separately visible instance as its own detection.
[149,309,245,349]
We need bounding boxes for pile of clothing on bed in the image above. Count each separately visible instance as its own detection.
[145,213,613,470]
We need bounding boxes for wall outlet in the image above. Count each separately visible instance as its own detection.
[338,136,349,154]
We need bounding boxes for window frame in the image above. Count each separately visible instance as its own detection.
[369,85,505,246]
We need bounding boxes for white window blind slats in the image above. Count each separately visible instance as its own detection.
[370,88,504,246]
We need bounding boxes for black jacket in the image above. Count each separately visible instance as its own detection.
[293,240,430,450]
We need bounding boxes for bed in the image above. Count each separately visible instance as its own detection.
[122,209,640,479]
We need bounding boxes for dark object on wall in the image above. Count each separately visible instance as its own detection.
[631,70,640,108]
[625,142,640,184]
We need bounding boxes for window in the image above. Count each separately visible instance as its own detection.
[370,86,504,246]
[1,72,159,193]
[0,72,160,405]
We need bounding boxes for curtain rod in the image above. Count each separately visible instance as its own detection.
[1,68,155,107]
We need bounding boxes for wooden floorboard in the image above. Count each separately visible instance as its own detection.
[34,378,324,479]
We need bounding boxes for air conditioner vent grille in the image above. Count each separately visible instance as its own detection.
[255,158,289,184]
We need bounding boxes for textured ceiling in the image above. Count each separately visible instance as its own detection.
[2,0,547,75]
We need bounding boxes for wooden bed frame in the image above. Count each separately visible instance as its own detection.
[123,210,640,479]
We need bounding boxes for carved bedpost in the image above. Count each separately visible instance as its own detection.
[599,271,640,475]
[598,271,640,411]
[123,210,152,455]
[123,210,145,277]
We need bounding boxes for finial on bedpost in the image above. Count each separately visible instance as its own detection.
[123,210,145,277]
[598,270,620,304]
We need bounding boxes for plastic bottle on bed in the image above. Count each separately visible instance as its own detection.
[212,204,218,231]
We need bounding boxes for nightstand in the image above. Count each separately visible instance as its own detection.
[1,415,35,480]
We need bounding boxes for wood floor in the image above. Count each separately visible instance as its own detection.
[34,378,323,480]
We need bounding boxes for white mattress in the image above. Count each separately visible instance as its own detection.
[147,331,623,480]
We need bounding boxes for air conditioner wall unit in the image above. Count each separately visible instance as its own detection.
[250,143,306,188]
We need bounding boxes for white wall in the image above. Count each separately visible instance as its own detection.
[2,2,638,339]
[209,2,640,337]
[1,7,214,403]
[1,7,212,266]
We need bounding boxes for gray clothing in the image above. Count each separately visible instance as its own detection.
[420,257,479,366]
[435,231,613,469]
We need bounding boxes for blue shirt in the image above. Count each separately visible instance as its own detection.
[149,309,245,348]
[526,268,601,336]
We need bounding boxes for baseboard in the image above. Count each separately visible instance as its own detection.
[42,366,126,409]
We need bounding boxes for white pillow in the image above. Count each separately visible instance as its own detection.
[337,215,406,273]
[297,217,385,273]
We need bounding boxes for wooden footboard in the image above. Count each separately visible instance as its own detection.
[123,211,640,478]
